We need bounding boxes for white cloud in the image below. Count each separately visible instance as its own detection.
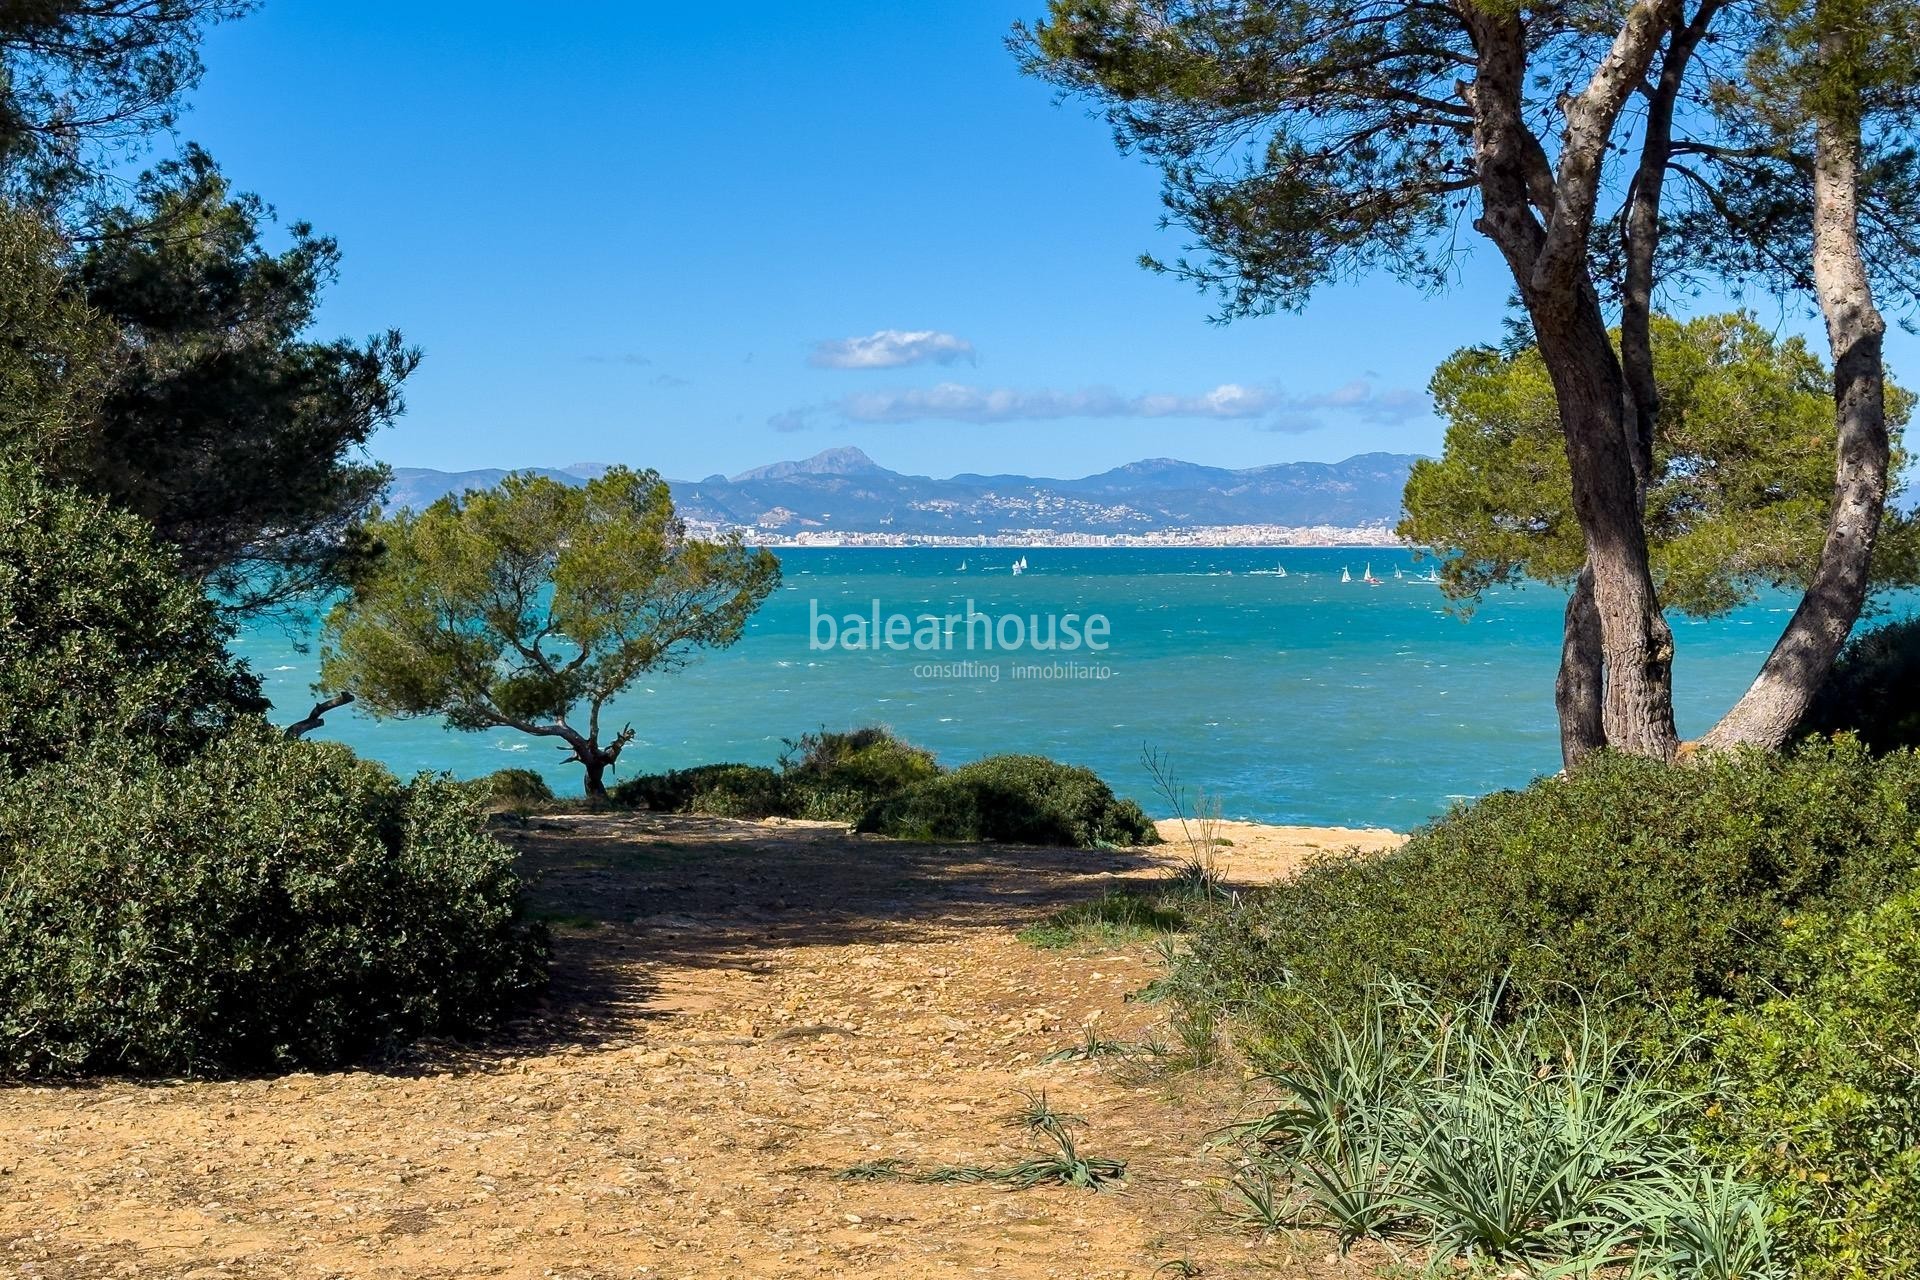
[808,329,978,370]
[831,381,1279,424]
[767,379,1429,430]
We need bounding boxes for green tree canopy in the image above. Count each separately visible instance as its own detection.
[70,148,418,619]
[320,468,782,799]
[0,1,252,210]
[0,201,114,471]
[2,4,415,623]
[1402,313,1919,618]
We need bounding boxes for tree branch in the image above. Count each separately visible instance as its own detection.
[285,692,354,739]
[1535,0,1685,295]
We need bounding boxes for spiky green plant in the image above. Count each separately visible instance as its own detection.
[1236,982,1783,1277]
[833,1089,1126,1192]
[1040,1026,1137,1063]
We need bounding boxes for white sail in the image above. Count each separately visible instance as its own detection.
[1341,566,1352,583]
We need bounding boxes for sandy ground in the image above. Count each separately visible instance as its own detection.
[0,814,1402,1280]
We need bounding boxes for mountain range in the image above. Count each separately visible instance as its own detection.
[384,447,1421,535]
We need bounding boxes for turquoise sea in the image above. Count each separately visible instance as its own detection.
[235,547,1869,831]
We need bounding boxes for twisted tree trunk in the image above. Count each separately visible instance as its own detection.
[1701,52,1888,751]
[1463,0,1682,762]
[1532,298,1681,760]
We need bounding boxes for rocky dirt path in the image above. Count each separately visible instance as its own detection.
[0,814,1399,1279]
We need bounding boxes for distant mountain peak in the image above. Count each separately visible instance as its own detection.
[730,446,887,484]
[384,448,1426,536]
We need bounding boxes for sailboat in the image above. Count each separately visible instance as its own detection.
[1341,566,1352,584]
[958,559,968,572]
[1276,563,1288,578]
[1011,555,1027,577]
[1394,566,1404,580]
[1363,562,1383,586]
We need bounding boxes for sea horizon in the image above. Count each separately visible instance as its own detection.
[238,545,1882,832]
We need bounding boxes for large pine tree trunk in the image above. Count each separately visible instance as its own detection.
[1463,3,1681,763]
[1533,299,1680,761]
[1700,72,1888,751]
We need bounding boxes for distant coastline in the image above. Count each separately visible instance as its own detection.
[385,448,1425,543]
[700,523,1407,549]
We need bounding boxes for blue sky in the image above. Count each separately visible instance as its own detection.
[177,1,1903,481]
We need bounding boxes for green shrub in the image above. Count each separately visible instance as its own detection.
[1697,882,1920,1278]
[1801,617,1920,753]
[611,763,788,818]
[466,767,555,808]
[0,725,547,1078]
[781,726,941,822]
[1177,740,1920,1061]
[0,466,263,776]
[861,753,1160,849]
[606,730,1153,843]
[1019,889,1189,949]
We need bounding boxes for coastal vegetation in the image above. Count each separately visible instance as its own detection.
[0,465,263,775]
[1170,739,1920,1057]
[319,468,781,800]
[1802,617,1920,753]
[859,753,1160,848]
[465,766,558,810]
[1019,0,1920,763]
[0,727,545,1078]
[70,147,418,620]
[0,468,546,1081]
[1016,9,1920,1257]
[0,3,545,1080]
[1150,740,1920,1274]
[1402,313,1917,621]
[6,0,1920,1276]
[614,726,1158,850]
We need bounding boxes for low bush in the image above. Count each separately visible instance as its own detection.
[781,726,940,822]
[861,753,1159,849]
[1176,740,1920,1061]
[0,725,547,1078]
[610,763,787,818]
[609,729,1155,848]
[466,767,554,808]
[1800,617,1920,753]
[1696,881,1920,1278]
[0,466,263,776]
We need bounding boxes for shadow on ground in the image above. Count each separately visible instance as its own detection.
[497,811,1163,1058]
